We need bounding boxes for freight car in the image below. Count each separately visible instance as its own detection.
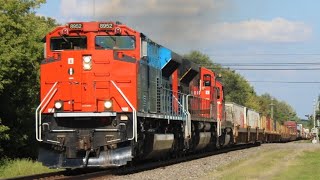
[284,121,297,141]
[297,124,303,140]
[224,102,298,143]
[35,21,298,169]
[303,128,311,139]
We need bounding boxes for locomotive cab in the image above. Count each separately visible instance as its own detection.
[41,22,140,113]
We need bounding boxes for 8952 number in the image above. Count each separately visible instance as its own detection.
[99,23,113,29]
[69,23,83,29]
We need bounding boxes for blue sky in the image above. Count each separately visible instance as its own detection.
[37,0,320,119]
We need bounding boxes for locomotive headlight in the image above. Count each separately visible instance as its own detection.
[54,101,63,109]
[83,56,91,63]
[83,63,91,70]
[104,100,113,109]
[120,115,129,121]
[83,55,92,70]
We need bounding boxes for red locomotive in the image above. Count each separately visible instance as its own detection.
[36,21,299,169]
[36,21,227,168]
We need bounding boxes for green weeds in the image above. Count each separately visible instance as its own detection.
[0,158,59,179]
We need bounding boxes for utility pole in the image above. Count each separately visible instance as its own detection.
[312,98,319,143]
[313,99,316,129]
[270,98,275,130]
[316,98,320,127]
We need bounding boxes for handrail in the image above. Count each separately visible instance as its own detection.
[110,80,137,142]
[172,94,188,117]
[186,94,221,137]
[217,101,221,136]
[35,82,58,142]
[185,94,192,139]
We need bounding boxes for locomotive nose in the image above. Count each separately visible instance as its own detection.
[58,52,85,111]
[48,51,116,112]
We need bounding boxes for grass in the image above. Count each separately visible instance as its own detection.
[201,149,291,180]
[273,150,320,180]
[293,140,312,143]
[200,145,320,180]
[0,158,60,179]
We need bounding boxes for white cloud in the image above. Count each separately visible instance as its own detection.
[59,1,312,47]
[209,18,312,43]
[58,0,227,50]
[60,0,221,17]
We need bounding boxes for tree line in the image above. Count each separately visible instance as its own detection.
[185,51,299,124]
[0,0,301,159]
[0,0,57,158]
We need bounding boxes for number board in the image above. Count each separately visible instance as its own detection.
[99,23,114,30]
[69,23,83,30]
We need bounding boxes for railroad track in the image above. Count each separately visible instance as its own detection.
[116,142,260,175]
[7,142,260,180]
[5,169,115,180]
[6,171,66,180]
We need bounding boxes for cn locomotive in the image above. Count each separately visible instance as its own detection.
[35,21,297,169]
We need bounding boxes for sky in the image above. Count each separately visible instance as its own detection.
[37,0,320,119]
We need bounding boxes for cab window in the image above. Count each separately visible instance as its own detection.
[203,74,211,86]
[95,36,135,50]
[51,37,87,50]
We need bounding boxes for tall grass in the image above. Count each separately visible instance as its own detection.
[0,158,59,179]
[273,150,320,180]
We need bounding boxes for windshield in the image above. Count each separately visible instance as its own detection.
[51,37,87,50]
[95,36,135,50]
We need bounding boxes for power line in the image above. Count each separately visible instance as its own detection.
[198,62,320,66]
[223,65,320,67]
[249,81,320,84]
[224,62,320,65]
[196,62,320,70]
[211,53,320,57]
[210,67,320,70]
[229,68,320,70]
[220,62,320,66]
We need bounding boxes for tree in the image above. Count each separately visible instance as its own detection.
[257,93,273,116]
[0,118,10,156]
[220,69,259,109]
[184,50,299,123]
[184,50,260,110]
[274,100,298,123]
[257,93,299,123]
[0,0,57,158]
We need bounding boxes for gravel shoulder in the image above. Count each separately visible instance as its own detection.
[95,142,320,180]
